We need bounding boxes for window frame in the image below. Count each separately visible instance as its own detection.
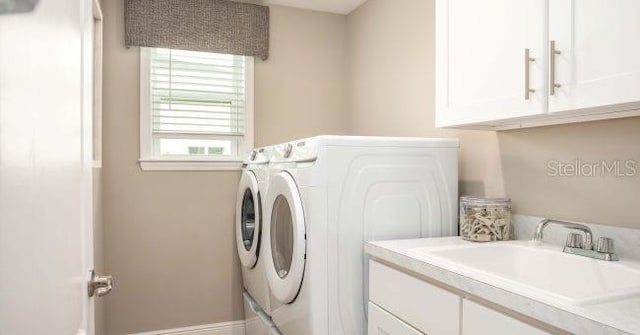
[138,47,254,171]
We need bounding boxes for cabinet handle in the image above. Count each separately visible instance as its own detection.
[550,40,562,96]
[524,48,536,100]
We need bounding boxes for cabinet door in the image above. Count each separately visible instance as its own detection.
[369,260,460,335]
[462,300,550,335]
[549,0,640,113]
[368,302,423,335]
[436,0,547,127]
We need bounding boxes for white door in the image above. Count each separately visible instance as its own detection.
[436,0,547,127]
[549,0,640,113]
[263,171,306,304]
[0,0,101,334]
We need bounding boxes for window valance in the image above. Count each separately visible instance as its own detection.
[125,0,269,60]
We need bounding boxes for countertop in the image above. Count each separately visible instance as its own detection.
[365,237,640,335]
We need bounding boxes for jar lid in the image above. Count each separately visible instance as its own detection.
[460,196,511,208]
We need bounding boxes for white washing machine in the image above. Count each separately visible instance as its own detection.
[261,136,459,334]
[236,147,280,335]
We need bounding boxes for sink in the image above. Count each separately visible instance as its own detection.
[410,242,640,305]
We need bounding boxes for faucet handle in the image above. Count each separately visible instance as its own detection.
[596,237,615,254]
[565,232,583,249]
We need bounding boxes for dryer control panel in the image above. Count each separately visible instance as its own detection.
[271,140,318,164]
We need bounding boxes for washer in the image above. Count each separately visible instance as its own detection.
[262,136,459,334]
[236,146,279,335]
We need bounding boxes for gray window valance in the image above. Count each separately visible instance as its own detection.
[125,0,269,60]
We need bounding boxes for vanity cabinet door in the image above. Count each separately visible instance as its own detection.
[435,0,547,127]
[462,299,550,335]
[369,260,460,335]
[368,302,423,335]
[549,0,640,114]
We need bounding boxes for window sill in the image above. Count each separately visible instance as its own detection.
[139,157,243,171]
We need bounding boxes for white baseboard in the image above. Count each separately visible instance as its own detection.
[128,321,245,335]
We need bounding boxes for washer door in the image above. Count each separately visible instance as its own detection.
[264,171,306,304]
[236,170,261,268]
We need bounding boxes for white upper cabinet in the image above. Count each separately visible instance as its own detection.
[436,0,547,127]
[549,0,640,114]
[436,0,640,130]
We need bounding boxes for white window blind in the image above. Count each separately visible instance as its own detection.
[147,48,250,158]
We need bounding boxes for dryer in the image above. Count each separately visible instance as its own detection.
[261,136,459,334]
[236,147,279,335]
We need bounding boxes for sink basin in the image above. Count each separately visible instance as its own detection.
[410,242,640,305]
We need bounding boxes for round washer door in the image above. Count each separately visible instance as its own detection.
[235,170,261,268]
[264,171,306,304]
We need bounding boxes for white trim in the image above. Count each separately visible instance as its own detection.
[92,0,103,168]
[243,56,255,158]
[139,158,242,171]
[127,321,245,335]
[82,0,97,334]
[139,47,153,161]
[443,106,640,131]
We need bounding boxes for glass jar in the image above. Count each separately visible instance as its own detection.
[459,196,512,242]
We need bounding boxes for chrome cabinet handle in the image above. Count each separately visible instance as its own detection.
[550,40,562,96]
[524,48,536,100]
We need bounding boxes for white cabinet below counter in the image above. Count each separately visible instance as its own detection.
[368,302,422,335]
[369,259,460,335]
[436,0,640,130]
[368,260,560,335]
[462,299,550,335]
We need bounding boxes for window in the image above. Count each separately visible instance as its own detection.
[139,47,254,171]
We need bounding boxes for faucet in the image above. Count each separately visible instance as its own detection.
[533,218,618,261]
[534,218,593,250]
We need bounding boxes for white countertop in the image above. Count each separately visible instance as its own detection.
[365,237,640,335]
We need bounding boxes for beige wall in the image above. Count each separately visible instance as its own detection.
[347,0,640,228]
[498,119,640,228]
[102,1,348,334]
[347,0,505,197]
[255,6,349,145]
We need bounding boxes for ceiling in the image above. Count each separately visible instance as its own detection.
[239,0,369,14]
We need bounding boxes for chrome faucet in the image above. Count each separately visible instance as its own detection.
[534,218,593,250]
[533,218,618,261]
